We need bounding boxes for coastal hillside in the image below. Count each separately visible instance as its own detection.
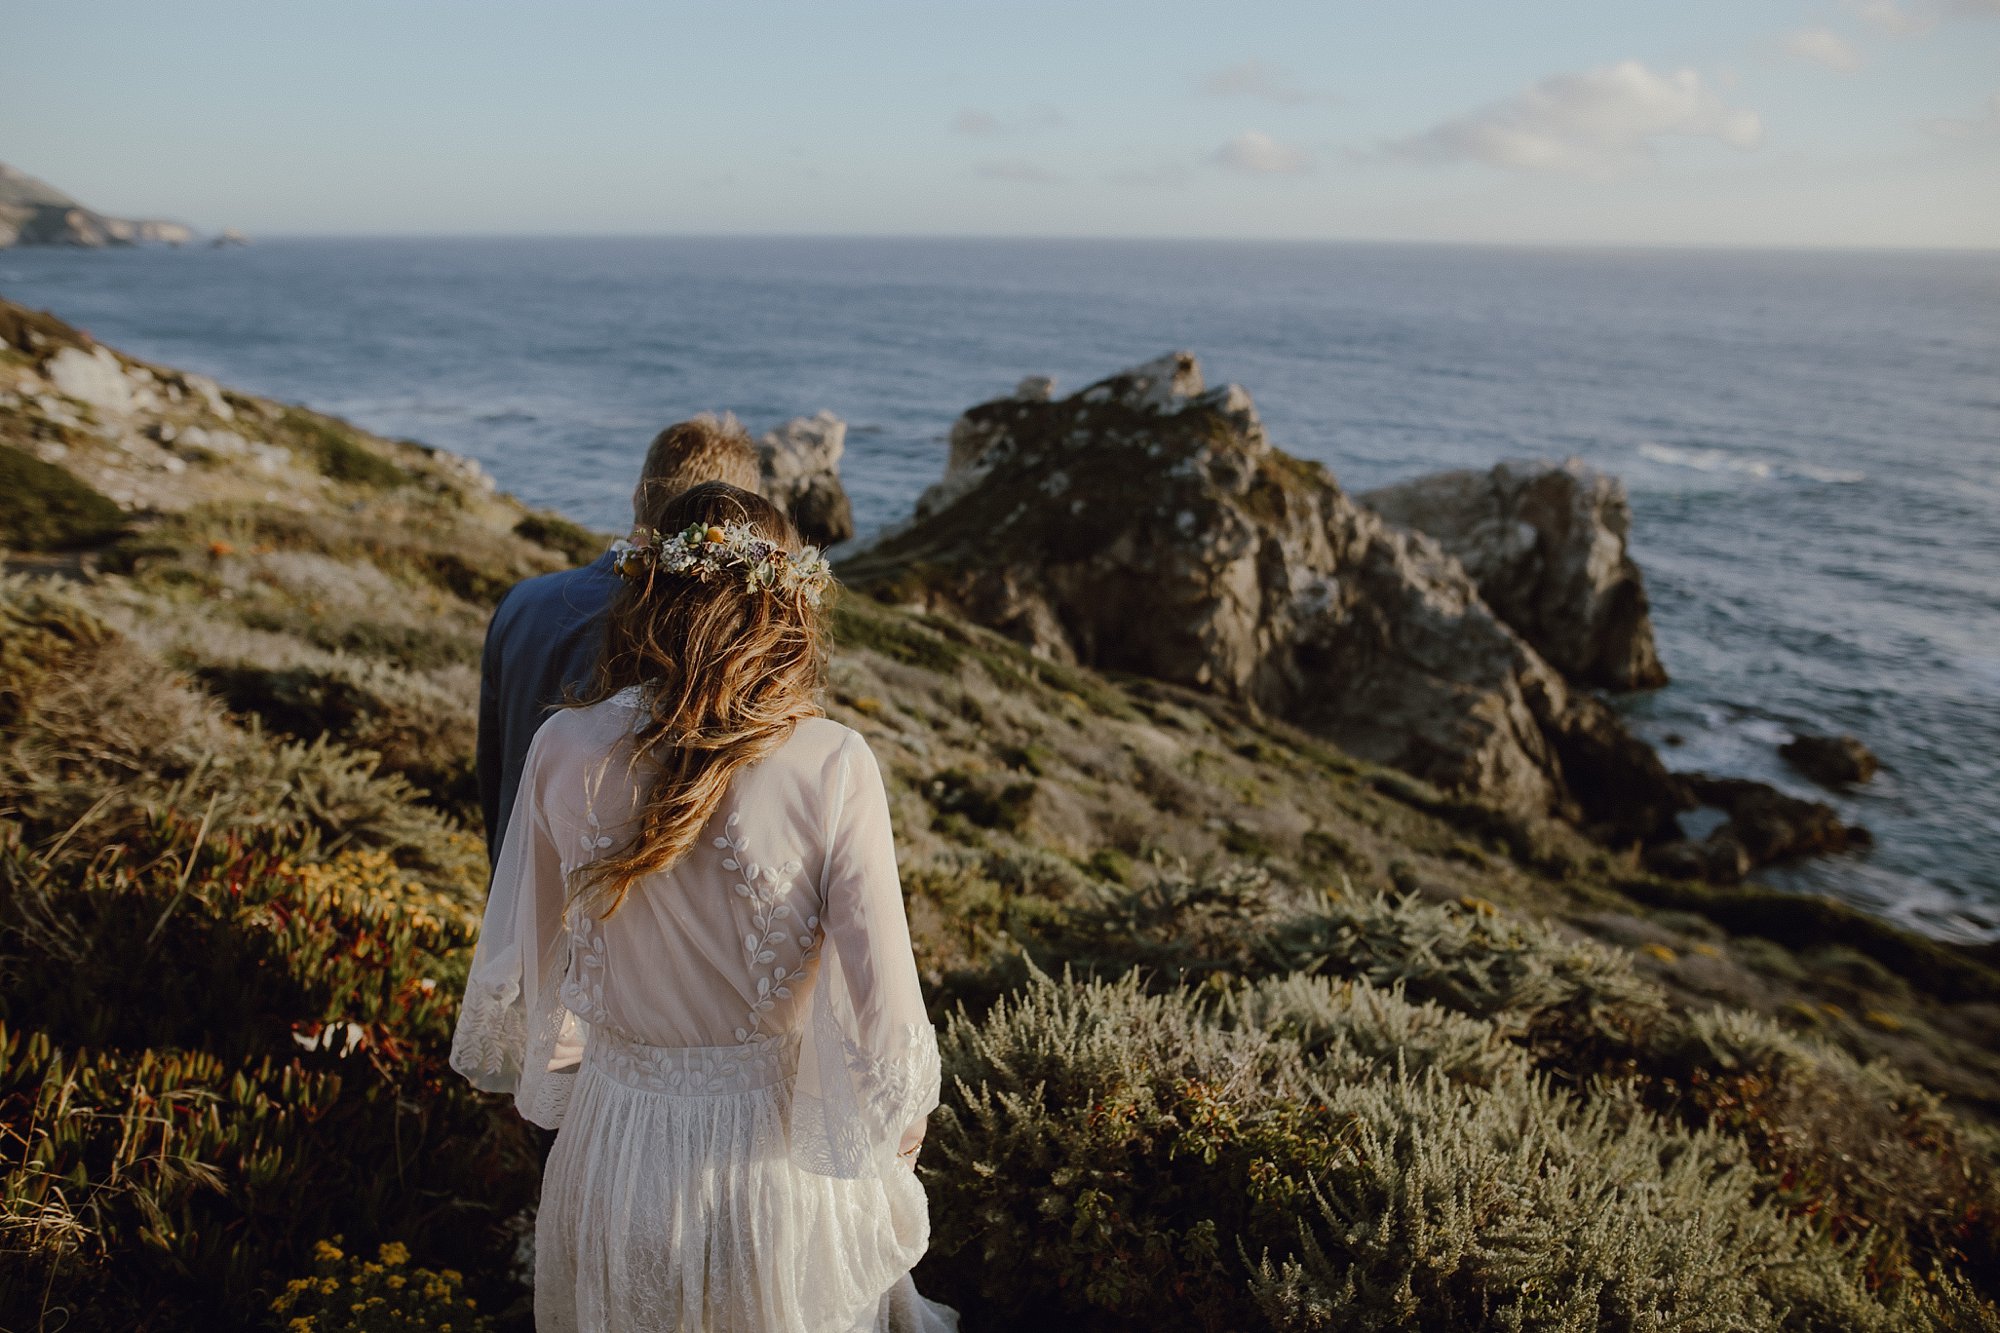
[0,163,194,248]
[3,296,1998,1330]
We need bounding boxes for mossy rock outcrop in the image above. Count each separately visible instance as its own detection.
[843,353,1689,842]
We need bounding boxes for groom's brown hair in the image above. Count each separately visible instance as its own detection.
[632,414,761,528]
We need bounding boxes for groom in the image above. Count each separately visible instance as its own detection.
[477,415,762,861]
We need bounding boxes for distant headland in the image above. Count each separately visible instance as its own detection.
[0,160,208,249]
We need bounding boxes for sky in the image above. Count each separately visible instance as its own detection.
[4,0,1998,247]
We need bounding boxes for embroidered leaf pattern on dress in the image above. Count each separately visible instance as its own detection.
[716,811,821,1044]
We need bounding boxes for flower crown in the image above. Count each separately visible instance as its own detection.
[611,521,832,605]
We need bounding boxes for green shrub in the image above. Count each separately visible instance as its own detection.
[0,814,533,1329]
[277,410,411,489]
[1645,1008,2000,1290]
[925,968,1307,1328]
[1217,973,1526,1087]
[191,661,478,822]
[0,575,113,725]
[1245,1071,1884,1332]
[1262,888,1671,1066]
[925,768,1036,834]
[832,600,963,673]
[1053,861,1290,984]
[513,511,607,567]
[925,967,1948,1331]
[0,444,124,550]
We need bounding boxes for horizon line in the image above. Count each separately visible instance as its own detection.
[13,229,1998,257]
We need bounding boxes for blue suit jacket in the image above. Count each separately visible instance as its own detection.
[477,551,621,861]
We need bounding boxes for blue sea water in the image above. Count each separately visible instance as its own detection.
[3,237,1996,941]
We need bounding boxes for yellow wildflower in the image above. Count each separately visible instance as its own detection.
[386,1273,407,1289]
[378,1240,410,1267]
[312,1239,344,1264]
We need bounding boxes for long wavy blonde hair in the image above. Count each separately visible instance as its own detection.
[570,482,829,917]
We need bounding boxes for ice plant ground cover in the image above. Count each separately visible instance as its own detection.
[1,299,1998,1329]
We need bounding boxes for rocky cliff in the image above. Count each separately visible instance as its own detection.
[1361,458,1668,691]
[0,161,194,248]
[843,352,1690,843]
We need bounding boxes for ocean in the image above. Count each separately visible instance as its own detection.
[3,236,1996,941]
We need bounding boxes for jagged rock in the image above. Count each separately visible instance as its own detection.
[1362,459,1667,691]
[1014,376,1056,402]
[1644,837,1753,885]
[1645,774,1871,883]
[844,352,1690,840]
[758,411,854,547]
[1689,775,1868,861]
[1780,732,1878,787]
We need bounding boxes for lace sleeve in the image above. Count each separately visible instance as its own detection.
[450,722,583,1129]
[791,731,942,1179]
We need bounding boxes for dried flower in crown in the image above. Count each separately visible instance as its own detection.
[611,521,832,605]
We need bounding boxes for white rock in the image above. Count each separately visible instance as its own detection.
[431,449,496,492]
[251,443,292,474]
[758,411,854,545]
[1109,351,1204,413]
[1014,375,1056,402]
[46,346,135,417]
[759,410,845,487]
[181,373,234,420]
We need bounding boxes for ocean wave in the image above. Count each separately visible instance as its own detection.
[1637,442,1864,485]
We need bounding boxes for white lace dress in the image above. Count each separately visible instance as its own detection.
[450,694,958,1333]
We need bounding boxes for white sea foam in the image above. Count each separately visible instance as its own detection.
[1638,441,1863,485]
[1640,442,1771,477]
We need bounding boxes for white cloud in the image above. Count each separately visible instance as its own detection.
[1854,0,2000,33]
[1200,59,1341,109]
[1383,61,1763,177]
[1212,130,1313,175]
[1855,0,1936,32]
[974,157,1066,184]
[1782,26,1863,69]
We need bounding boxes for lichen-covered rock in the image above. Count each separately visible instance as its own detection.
[1361,459,1667,691]
[844,353,1690,840]
[758,410,853,547]
[1780,732,1879,787]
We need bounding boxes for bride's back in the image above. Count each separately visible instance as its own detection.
[528,697,860,1051]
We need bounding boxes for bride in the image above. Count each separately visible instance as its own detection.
[450,482,958,1333]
